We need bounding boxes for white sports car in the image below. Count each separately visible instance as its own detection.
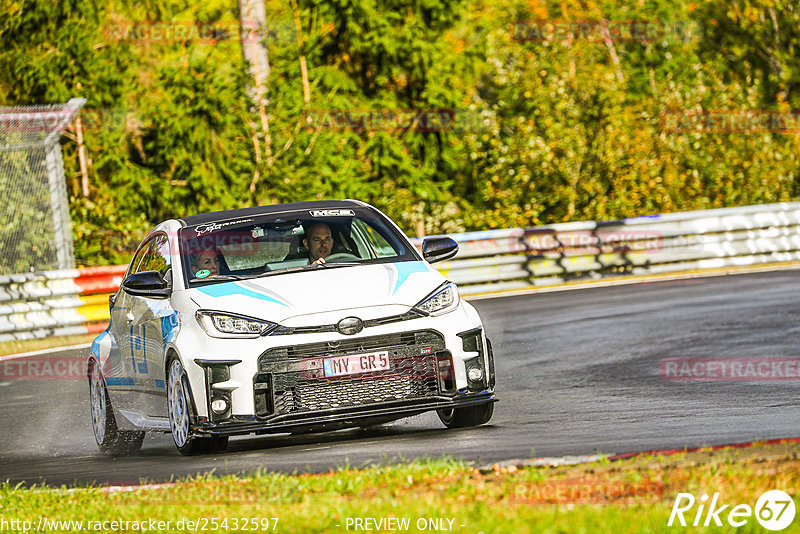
[88,200,497,455]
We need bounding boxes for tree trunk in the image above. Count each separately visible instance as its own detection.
[239,0,273,193]
[289,0,311,104]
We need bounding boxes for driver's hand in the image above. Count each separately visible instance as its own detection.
[312,257,326,265]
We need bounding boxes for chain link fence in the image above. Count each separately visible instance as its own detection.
[0,98,84,273]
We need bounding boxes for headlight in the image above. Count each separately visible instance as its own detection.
[196,310,276,338]
[413,283,459,316]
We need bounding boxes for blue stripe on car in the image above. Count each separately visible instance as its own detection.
[90,329,109,359]
[160,312,179,345]
[392,261,429,295]
[197,282,289,307]
[106,376,135,386]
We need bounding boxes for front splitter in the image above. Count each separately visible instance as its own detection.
[193,391,497,437]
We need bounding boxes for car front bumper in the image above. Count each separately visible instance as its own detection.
[191,390,497,436]
[187,325,496,435]
[174,300,496,426]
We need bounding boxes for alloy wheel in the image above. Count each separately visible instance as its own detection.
[168,359,190,447]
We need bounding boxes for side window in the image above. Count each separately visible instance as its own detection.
[137,234,171,279]
[352,219,396,258]
[154,234,172,277]
[129,238,154,276]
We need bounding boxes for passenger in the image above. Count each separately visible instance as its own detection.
[303,223,333,264]
[191,249,221,277]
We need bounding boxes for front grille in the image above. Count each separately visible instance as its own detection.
[259,330,443,364]
[255,330,446,417]
[268,311,423,336]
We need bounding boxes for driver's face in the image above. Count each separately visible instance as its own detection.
[194,250,220,276]
[304,224,332,262]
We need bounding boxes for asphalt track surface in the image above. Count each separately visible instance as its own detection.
[1,270,799,487]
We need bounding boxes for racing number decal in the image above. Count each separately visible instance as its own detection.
[130,325,149,374]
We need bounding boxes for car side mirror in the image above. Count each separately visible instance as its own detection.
[422,236,459,263]
[122,271,170,298]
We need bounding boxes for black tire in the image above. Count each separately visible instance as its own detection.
[89,360,145,456]
[167,358,229,455]
[437,402,494,429]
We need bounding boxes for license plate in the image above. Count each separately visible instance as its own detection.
[323,351,390,378]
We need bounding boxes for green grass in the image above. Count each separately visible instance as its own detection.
[2,443,798,533]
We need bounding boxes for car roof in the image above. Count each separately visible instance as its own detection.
[177,200,367,227]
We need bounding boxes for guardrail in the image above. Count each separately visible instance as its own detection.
[2,202,800,341]
[431,201,800,295]
[0,266,125,342]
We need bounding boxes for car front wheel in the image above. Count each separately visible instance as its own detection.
[437,402,494,429]
[89,361,144,456]
[167,359,228,455]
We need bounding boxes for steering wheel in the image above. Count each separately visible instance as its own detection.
[325,253,359,263]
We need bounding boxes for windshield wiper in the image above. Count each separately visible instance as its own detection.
[316,262,361,268]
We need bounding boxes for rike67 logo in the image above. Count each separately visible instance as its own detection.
[668,490,796,530]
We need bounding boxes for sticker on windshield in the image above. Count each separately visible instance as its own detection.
[194,218,254,236]
[310,209,355,217]
[195,269,211,278]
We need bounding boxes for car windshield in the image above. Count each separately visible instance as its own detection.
[179,207,419,287]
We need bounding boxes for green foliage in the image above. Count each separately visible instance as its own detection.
[455,0,799,228]
[0,148,63,272]
[1,0,799,266]
[696,0,800,107]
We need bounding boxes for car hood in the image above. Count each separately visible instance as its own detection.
[186,261,446,326]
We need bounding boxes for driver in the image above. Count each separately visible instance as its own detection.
[191,249,221,277]
[303,222,333,264]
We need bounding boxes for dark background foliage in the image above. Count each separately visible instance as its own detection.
[1,0,798,265]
